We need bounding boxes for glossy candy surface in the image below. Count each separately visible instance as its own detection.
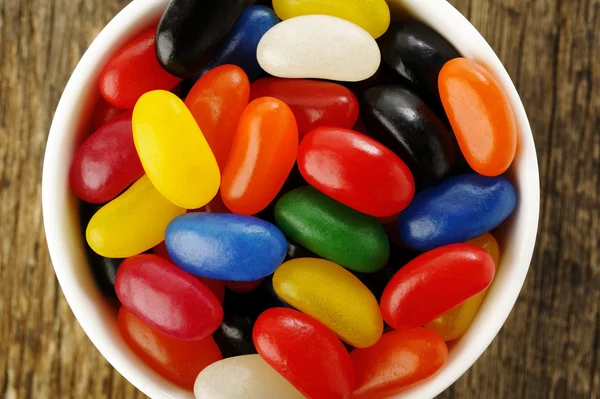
[250,78,359,139]
[253,308,354,399]
[275,187,389,273]
[362,85,456,186]
[80,203,122,298]
[118,307,222,389]
[351,328,448,398]
[257,15,381,82]
[298,127,415,217]
[224,279,263,294]
[378,22,460,104]
[70,113,144,204]
[213,286,289,358]
[439,58,518,176]
[156,0,249,78]
[380,244,495,330]
[165,213,287,281]
[221,97,298,215]
[86,175,185,258]
[199,6,278,81]
[133,90,220,209]
[397,173,517,251]
[425,233,500,341]
[273,0,390,38]
[273,258,383,348]
[184,65,250,170]
[99,27,181,108]
[92,98,126,130]
[193,354,304,399]
[115,254,223,340]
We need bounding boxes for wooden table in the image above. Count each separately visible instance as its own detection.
[0,0,598,397]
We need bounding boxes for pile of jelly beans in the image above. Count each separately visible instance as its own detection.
[71,0,519,397]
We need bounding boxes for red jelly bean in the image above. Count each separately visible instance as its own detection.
[224,279,264,294]
[185,65,250,170]
[115,254,223,340]
[92,97,127,130]
[221,97,298,215]
[202,193,231,213]
[70,114,144,204]
[380,244,495,330]
[254,308,354,399]
[118,307,222,389]
[99,27,182,108]
[250,78,359,139]
[351,328,448,398]
[298,127,415,217]
[152,242,226,303]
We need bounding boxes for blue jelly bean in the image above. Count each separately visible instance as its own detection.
[397,174,517,250]
[197,6,279,82]
[165,213,287,281]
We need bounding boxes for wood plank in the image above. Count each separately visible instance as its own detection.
[0,0,597,398]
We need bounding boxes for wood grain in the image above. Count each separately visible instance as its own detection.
[0,0,598,398]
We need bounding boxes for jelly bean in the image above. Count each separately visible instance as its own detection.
[380,244,495,330]
[351,328,448,398]
[156,0,249,78]
[224,279,263,294]
[133,90,220,209]
[155,242,226,304]
[194,354,304,399]
[378,22,460,105]
[92,98,126,130]
[298,127,415,217]
[98,27,181,108]
[165,213,287,281]
[353,245,417,302]
[80,203,122,298]
[118,307,222,390]
[273,258,383,347]
[439,58,518,176]
[221,97,298,215]
[199,6,278,81]
[250,78,359,139]
[202,193,231,214]
[257,15,381,82]
[425,233,500,341]
[254,308,354,399]
[397,173,517,251]
[86,175,185,258]
[70,113,143,204]
[185,65,250,170]
[362,85,456,186]
[273,0,390,39]
[275,187,389,273]
[115,254,223,340]
[286,239,318,261]
[213,286,286,358]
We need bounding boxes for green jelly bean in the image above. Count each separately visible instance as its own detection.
[274,187,389,273]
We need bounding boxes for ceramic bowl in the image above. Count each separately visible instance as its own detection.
[42,0,540,397]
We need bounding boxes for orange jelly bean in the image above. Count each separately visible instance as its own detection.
[185,65,250,170]
[221,97,298,215]
[351,328,448,398]
[117,307,222,390]
[438,58,517,176]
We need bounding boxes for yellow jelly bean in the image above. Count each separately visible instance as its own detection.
[133,90,220,209]
[425,233,500,341]
[86,175,185,258]
[273,258,383,348]
[272,0,391,39]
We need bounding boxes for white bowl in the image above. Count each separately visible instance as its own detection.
[42,0,540,398]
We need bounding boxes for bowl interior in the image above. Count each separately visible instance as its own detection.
[42,0,540,398]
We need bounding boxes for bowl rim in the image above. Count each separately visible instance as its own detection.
[42,0,540,398]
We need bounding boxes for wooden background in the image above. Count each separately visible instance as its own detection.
[0,0,598,397]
